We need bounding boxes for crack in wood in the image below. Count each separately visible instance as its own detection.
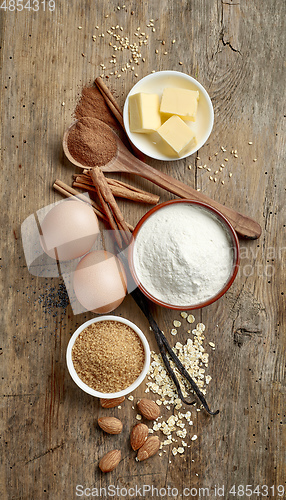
[25,441,64,465]
[234,328,262,347]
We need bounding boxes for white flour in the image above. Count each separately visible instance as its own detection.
[133,203,234,306]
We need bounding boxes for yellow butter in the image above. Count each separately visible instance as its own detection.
[160,88,199,121]
[129,93,161,133]
[157,115,197,157]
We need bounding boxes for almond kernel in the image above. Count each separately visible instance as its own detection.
[98,417,123,434]
[137,436,160,461]
[130,423,149,451]
[99,449,121,472]
[100,396,125,408]
[137,399,160,420]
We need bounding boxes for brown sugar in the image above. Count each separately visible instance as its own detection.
[67,116,117,167]
[72,320,145,393]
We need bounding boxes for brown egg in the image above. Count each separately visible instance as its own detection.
[73,250,127,314]
[40,200,99,261]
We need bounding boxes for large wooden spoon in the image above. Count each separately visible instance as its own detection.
[63,119,261,239]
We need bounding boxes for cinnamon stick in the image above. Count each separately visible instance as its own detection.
[90,167,131,247]
[53,179,134,232]
[72,173,159,204]
[95,77,124,128]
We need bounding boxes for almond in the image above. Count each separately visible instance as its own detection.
[130,423,149,451]
[137,398,160,420]
[137,436,160,461]
[99,449,121,472]
[100,396,125,408]
[98,417,123,434]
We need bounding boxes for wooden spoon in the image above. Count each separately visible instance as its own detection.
[63,119,261,239]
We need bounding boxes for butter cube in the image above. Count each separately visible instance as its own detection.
[160,88,199,121]
[129,93,161,133]
[157,115,197,157]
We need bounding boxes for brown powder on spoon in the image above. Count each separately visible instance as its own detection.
[67,116,117,167]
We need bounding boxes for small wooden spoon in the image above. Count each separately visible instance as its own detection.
[63,119,261,239]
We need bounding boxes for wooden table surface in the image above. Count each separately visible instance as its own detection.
[1,1,285,499]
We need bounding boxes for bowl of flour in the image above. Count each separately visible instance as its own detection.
[129,200,240,310]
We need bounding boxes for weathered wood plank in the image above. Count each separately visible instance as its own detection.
[1,0,285,498]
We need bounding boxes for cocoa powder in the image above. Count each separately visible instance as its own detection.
[75,85,119,130]
[67,117,117,167]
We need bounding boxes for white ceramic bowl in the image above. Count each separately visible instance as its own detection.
[123,70,214,161]
[66,315,151,399]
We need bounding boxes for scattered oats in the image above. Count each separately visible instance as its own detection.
[156,399,162,406]
[209,176,213,181]
[151,70,155,73]
[179,61,183,65]
[78,26,82,30]
[234,150,237,154]
[248,141,253,145]
[191,435,198,441]
[234,154,238,158]
[224,158,229,162]
[187,314,195,324]
[209,156,212,160]
[162,40,166,45]
[61,102,65,106]
[197,323,205,332]
[214,177,217,182]
[207,167,211,172]
[173,320,181,328]
[214,152,218,156]
[134,73,138,77]
[171,329,178,336]
[220,163,225,168]
[105,14,109,18]
[229,172,233,178]
[209,342,215,348]
[136,414,142,420]
[127,395,134,401]
[172,39,176,44]
[219,167,223,172]
[164,51,168,55]
[215,170,219,174]
[155,49,158,54]
[198,165,203,169]
[220,146,226,152]
[152,28,155,32]
[181,312,188,319]
[196,156,200,160]
[177,447,184,454]
[159,452,162,457]
[188,165,192,170]
[172,448,178,456]
[117,5,120,9]
[253,158,257,162]
[142,57,146,62]
[221,180,225,185]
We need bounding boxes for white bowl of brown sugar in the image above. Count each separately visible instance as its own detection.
[66,316,151,399]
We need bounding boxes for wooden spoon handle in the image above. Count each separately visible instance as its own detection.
[116,148,261,239]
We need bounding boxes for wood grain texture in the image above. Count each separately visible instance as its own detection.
[1,0,285,499]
